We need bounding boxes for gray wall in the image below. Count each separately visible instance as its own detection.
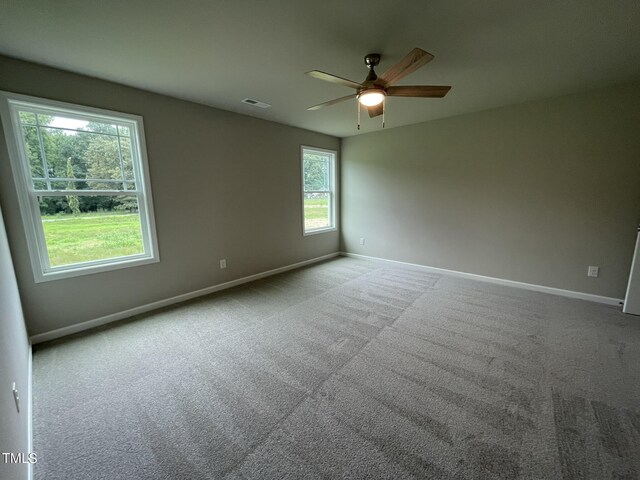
[0,204,30,480]
[342,83,640,299]
[0,55,340,336]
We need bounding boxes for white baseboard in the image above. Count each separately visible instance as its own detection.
[30,250,622,344]
[340,252,624,306]
[30,252,339,344]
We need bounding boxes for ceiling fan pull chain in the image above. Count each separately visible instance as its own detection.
[357,98,361,130]
[382,99,386,128]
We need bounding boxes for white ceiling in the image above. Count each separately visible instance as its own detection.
[1,0,639,138]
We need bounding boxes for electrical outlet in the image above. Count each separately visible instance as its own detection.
[588,266,599,277]
[220,259,227,269]
[359,237,365,245]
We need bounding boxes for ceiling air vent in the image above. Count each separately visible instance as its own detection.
[241,98,271,108]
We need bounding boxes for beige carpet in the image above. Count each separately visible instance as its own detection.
[33,257,640,479]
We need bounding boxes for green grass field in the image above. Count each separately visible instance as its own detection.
[41,212,143,266]
[42,198,329,267]
[304,196,330,229]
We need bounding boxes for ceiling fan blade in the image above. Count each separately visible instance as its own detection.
[367,103,384,118]
[306,70,363,89]
[387,85,451,97]
[378,48,434,87]
[307,94,357,111]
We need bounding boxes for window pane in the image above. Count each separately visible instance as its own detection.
[85,180,127,190]
[20,122,129,191]
[38,113,117,135]
[21,125,44,178]
[50,180,72,190]
[118,125,130,136]
[39,195,144,267]
[303,155,330,191]
[35,113,55,127]
[19,111,36,124]
[83,120,118,135]
[40,126,70,178]
[304,192,330,231]
[119,136,135,180]
[79,131,123,187]
[40,113,85,130]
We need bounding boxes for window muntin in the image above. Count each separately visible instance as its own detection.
[302,147,336,235]
[0,91,159,282]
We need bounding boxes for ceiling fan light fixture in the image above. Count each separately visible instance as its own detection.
[358,89,385,106]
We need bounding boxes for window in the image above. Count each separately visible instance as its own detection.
[302,146,337,235]
[0,91,159,282]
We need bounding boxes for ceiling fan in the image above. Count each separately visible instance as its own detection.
[306,48,451,129]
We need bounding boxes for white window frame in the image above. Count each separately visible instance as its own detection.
[0,91,160,282]
[301,146,337,236]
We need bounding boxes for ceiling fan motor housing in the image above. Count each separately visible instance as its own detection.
[364,53,381,68]
[364,53,381,84]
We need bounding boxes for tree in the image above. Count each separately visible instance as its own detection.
[59,131,90,181]
[22,125,44,178]
[303,153,329,191]
[20,114,133,214]
[85,134,121,189]
[84,134,125,212]
[114,196,139,213]
[66,158,80,215]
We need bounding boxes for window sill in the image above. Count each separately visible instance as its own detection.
[35,255,159,283]
[303,227,337,237]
